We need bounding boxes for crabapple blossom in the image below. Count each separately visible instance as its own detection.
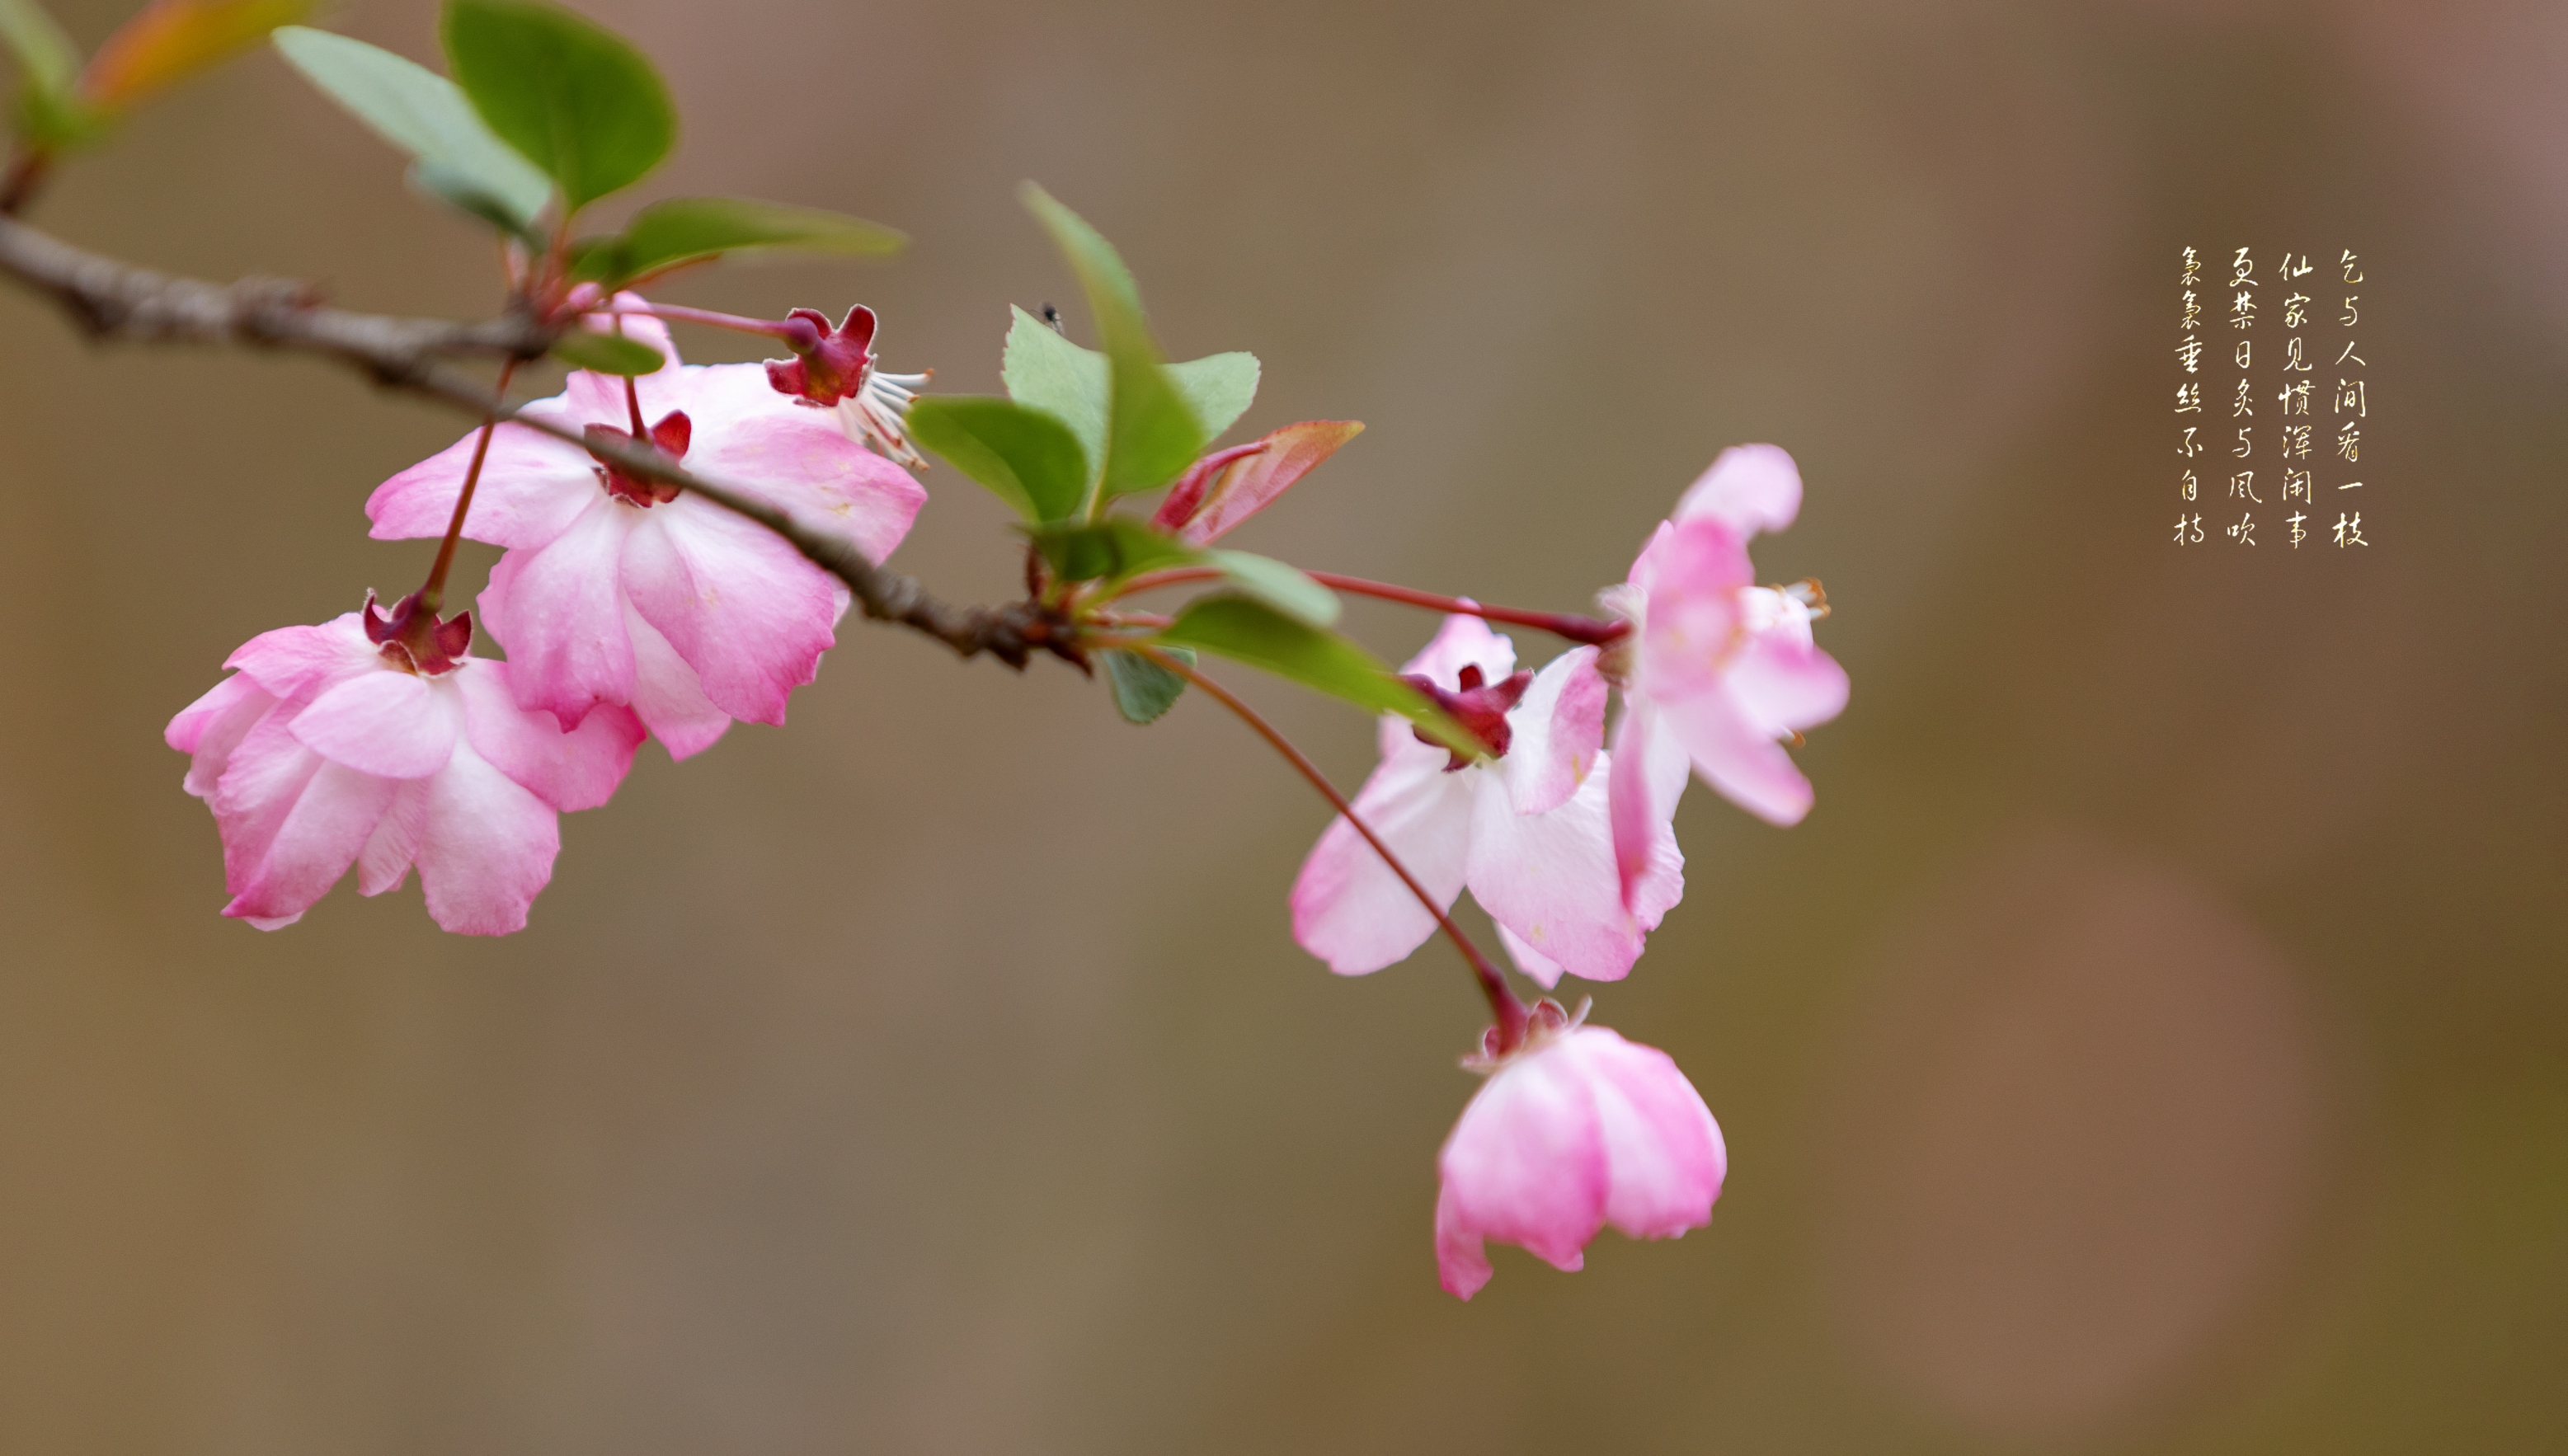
[165,604,644,935]
[1604,444,1849,905]
[1291,614,1682,988]
[1436,1005,1727,1300]
[365,305,927,758]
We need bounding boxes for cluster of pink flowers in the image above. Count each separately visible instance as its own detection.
[168,305,925,932]
[1293,443,1845,1297]
[163,290,1843,1299]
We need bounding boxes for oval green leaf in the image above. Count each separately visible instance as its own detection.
[1100,646,1192,725]
[1020,184,1205,497]
[273,26,551,232]
[440,0,672,211]
[606,195,905,283]
[906,397,1089,524]
[1168,350,1258,442]
[1205,550,1339,627]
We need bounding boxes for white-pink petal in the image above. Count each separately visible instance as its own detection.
[1290,747,1476,976]
[1465,762,1643,984]
[411,740,560,936]
[1496,646,1606,817]
[620,497,845,727]
[289,670,459,779]
[1672,442,1801,536]
[477,495,640,730]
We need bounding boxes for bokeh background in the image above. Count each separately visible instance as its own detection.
[3,0,2563,1451]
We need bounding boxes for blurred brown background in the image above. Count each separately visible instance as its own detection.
[3,0,2563,1451]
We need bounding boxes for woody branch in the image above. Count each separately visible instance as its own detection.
[0,211,1065,668]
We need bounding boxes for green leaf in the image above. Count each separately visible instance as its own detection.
[2,0,91,147]
[273,26,552,232]
[1205,550,1338,627]
[440,0,673,211]
[1,0,77,96]
[1001,304,1108,488]
[905,397,1089,524]
[1101,646,1192,725]
[1020,185,1204,497]
[548,328,663,375]
[1168,350,1258,442]
[586,195,905,284]
[1025,518,1202,585]
[1157,596,1481,759]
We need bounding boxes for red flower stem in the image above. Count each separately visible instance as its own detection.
[1114,567,1630,647]
[1136,646,1531,1053]
[586,301,802,342]
[416,356,518,617]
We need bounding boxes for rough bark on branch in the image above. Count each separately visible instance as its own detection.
[0,213,1063,668]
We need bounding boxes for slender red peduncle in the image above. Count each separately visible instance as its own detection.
[1139,646,1531,1052]
[586,300,807,342]
[416,356,519,618]
[1114,568,1629,647]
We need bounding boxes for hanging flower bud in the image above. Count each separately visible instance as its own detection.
[1436,1007,1727,1300]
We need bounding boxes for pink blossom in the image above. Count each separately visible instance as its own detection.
[1437,1011,1727,1300]
[1290,614,1681,989]
[365,307,927,758]
[1605,444,1848,904]
[165,608,643,934]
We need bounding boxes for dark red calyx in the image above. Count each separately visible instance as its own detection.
[586,411,691,506]
[364,589,473,675]
[764,304,877,406]
[1401,662,1532,770]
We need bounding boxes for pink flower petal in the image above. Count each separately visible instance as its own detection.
[620,496,843,727]
[1289,747,1476,975]
[477,494,640,730]
[1466,763,1646,984]
[1672,442,1802,536]
[223,618,369,698]
[454,659,644,810]
[168,674,277,799]
[288,669,459,779]
[1638,519,1753,699]
[1498,646,1606,817]
[411,740,560,936]
[1437,1047,1607,1274]
[1496,924,1567,991]
[1725,617,1850,738]
[219,757,398,928]
[355,779,429,896]
[677,365,927,565]
[1568,1029,1727,1239]
[365,422,601,549]
[621,602,731,759]
[1400,611,1517,687]
[1657,688,1816,826]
